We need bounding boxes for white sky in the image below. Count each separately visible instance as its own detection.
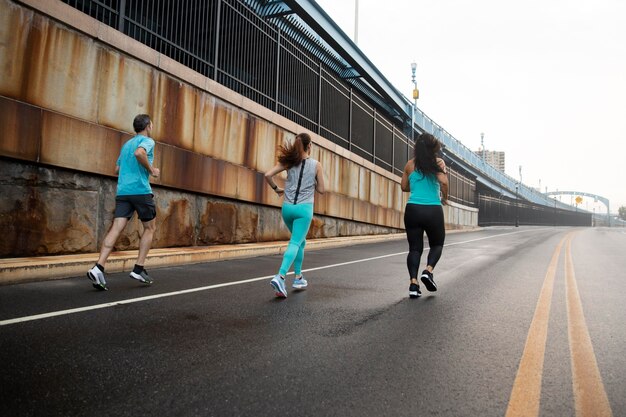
[315,0,626,213]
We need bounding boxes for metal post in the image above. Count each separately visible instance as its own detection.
[348,88,353,152]
[317,63,322,135]
[117,0,127,33]
[275,30,281,113]
[372,108,376,164]
[515,185,519,227]
[411,62,417,142]
[213,0,222,80]
[354,0,359,44]
[481,132,485,163]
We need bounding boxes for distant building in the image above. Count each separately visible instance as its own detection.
[476,149,505,172]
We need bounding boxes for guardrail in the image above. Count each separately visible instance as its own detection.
[410,102,574,210]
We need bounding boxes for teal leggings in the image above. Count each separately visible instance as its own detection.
[279,203,314,276]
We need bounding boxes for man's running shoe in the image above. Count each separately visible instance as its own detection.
[130,269,153,285]
[87,266,108,291]
[292,275,308,289]
[270,274,287,298]
[420,270,437,292]
[409,282,421,298]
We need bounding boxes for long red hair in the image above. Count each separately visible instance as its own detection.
[278,133,311,169]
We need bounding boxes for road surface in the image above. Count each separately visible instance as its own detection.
[1,226,624,416]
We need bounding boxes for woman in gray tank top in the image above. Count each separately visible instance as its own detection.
[264,133,326,298]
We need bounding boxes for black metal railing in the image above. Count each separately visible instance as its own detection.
[62,0,471,205]
[478,195,591,227]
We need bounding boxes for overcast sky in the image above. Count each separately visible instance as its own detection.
[315,0,626,213]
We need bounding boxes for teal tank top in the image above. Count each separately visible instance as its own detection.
[407,170,441,205]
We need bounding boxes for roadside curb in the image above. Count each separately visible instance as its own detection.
[0,228,478,285]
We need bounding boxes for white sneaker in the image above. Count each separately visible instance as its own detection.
[87,266,108,291]
[270,274,287,298]
[292,275,308,289]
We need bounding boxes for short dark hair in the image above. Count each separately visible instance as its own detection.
[133,114,151,133]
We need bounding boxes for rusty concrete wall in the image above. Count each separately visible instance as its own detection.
[0,0,476,257]
[0,159,398,257]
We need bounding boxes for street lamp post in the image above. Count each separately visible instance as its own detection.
[410,62,418,142]
[554,196,557,226]
[515,165,522,227]
[480,132,485,164]
[515,184,519,227]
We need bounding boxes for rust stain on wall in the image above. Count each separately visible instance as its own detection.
[244,117,258,170]
[40,112,124,176]
[358,167,371,202]
[233,204,259,242]
[198,201,237,244]
[155,198,194,247]
[247,118,281,173]
[0,97,41,161]
[0,0,33,99]
[97,48,152,131]
[24,14,99,121]
[191,92,215,157]
[307,216,326,239]
[0,188,45,257]
[152,73,195,149]
[0,184,96,257]
[208,102,248,165]
[158,144,208,193]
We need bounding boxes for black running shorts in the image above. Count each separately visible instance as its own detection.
[114,194,156,222]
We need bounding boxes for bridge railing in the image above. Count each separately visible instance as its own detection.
[410,103,574,210]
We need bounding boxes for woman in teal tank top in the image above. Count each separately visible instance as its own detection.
[401,133,449,298]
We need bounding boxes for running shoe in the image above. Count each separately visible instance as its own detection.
[270,274,288,298]
[87,265,108,291]
[292,275,308,289]
[130,269,153,285]
[420,270,437,292]
[409,282,421,298]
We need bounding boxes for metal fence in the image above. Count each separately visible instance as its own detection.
[61,0,475,203]
[478,195,591,227]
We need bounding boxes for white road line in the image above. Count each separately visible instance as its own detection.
[0,228,550,326]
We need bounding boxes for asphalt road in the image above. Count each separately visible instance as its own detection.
[1,226,625,417]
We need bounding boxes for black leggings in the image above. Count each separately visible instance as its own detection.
[404,204,445,279]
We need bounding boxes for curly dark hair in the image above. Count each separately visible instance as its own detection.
[278,133,311,169]
[413,133,443,176]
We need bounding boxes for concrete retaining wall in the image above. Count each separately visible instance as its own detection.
[0,0,477,259]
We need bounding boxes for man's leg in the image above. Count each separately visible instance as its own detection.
[97,217,129,266]
[136,219,156,266]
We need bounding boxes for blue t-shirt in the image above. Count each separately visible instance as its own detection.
[116,135,155,196]
[407,170,441,205]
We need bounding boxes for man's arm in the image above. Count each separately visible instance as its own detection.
[134,147,160,177]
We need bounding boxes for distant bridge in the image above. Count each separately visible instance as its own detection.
[545,191,610,226]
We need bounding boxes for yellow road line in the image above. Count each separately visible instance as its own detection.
[565,235,613,417]
[505,233,568,417]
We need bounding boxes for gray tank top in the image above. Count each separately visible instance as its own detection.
[283,158,318,205]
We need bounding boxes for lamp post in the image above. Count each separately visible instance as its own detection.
[410,62,418,142]
[554,190,557,227]
[354,0,359,44]
[480,132,485,164]
[515,165,522,227]
[515,184,519,227]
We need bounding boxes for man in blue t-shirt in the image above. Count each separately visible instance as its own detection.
[87,114,160,291]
